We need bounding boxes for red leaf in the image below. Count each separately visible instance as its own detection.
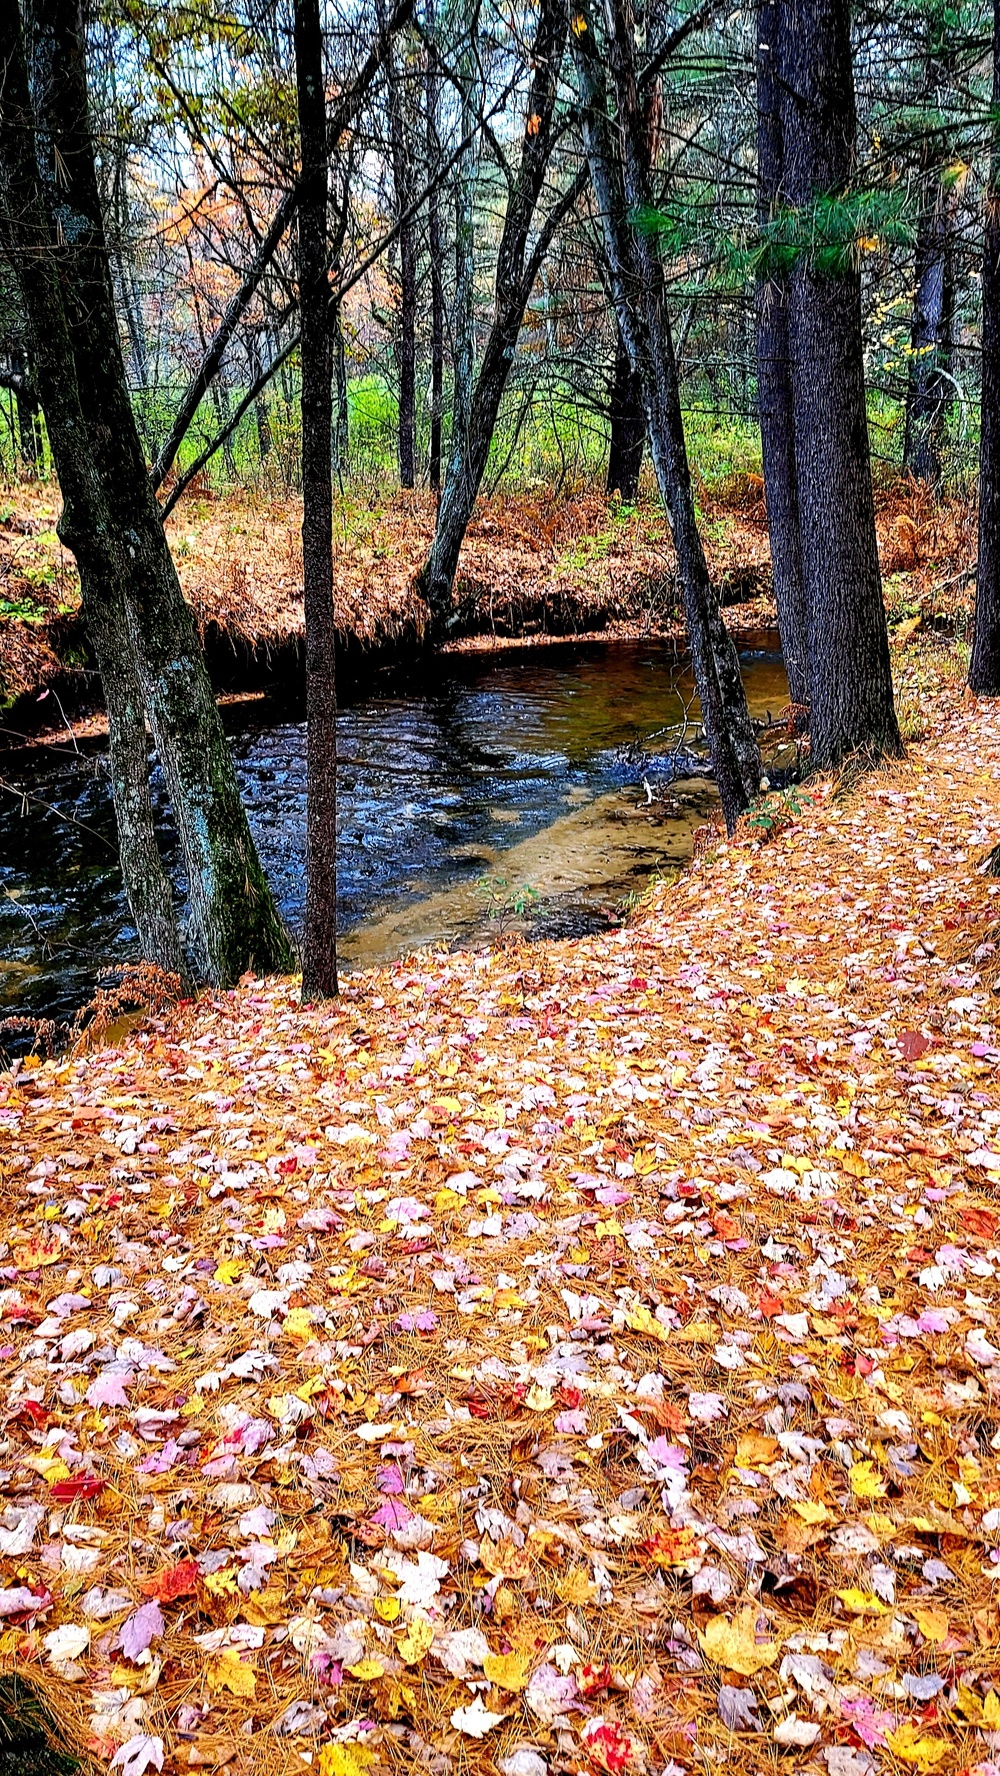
[899,1029,930,1061]
[140,1558,199,1602]
[51,1472,105,1502]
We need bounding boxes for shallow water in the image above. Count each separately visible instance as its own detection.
[0,640,787,1023]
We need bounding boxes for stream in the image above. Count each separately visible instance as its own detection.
[0,640,788,1024]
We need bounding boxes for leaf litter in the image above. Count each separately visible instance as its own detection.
[1,669,1000,1776]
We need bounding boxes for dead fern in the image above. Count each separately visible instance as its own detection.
[69,962,183,1053]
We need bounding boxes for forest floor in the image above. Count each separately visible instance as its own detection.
[1,638,1000,1776]
[0,473,978,715]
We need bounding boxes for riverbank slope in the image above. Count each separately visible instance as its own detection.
[0,476,974,729]
[1,643,999,1776]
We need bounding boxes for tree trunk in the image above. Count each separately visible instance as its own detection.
[384,25,416,487]
[903,162,955,487]
[82,577,187,978]
[778,0,901,769]
[451,22,478,472]
[606,321,645,501]
[426,0,444,493]
[247,333,273,464]
[5,0,292,985]
[294,0,339,997]
[0,12,183,976]
[571,0,761,832]
[419,0,568,623]
[755,0,809,708]
[11,348,42,475]
[971,0,1000,693]
[331,300,349,477]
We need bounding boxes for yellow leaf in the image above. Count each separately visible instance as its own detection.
[836,1588,887,1616]
[554,1567,596,1604]
[697,1607,779,1676]
[525,1384,554,1412]
[595,1218,623,1240]
[373,1597,401,1623]
[849,1460,886,1499]
[482,1651,531,1692]
[213,1259,244,1285]
[885,1724,949,1769]
[914,1605,949,1643]
[625,1304,669,1343]
[790,1500,830,1525]
[319,1747,372,1776]
[282,1307,315,1342]
[347,1659,385,1681]
[398,1615,435,1665]
[180,1393,204,1418]
[204,1568,240,1598]
[207,1649,256,1698]
[985,1690,1000,1728]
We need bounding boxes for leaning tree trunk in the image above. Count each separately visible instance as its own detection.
[606,322,645,501]
[426,0,445,492]
[571,0,761,832]
[903,157,955,486]
[419,0,568,624]
[384,24,417,487]
[971,0,1000,693]
[0,12,183,976]
[778,0,901,769]
[295,0,339,998]
[15,0,292,985]
[755,0,809,709]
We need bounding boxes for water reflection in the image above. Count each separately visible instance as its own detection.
[0,641,787,1021]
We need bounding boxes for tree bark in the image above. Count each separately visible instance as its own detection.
[777,0,901,768]
[294,0,339,997]
[903,163,955,486]
[0,8,183,976]
[571,0,761,832]
[450,11,479,476]
[606,321,645,501]
[971,0,1000,693]
[419,0,569,622]
[426,0,444,492]
[903,12,956,488]
[5,0,292,985]
[755,0,809,708]
[384,23,417,487]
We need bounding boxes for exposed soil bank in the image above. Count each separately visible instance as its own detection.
[0,475,975,743]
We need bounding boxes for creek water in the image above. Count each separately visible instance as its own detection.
[0,640,787,1024]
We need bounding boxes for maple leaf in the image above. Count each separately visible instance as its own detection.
[110,1736,165,1776]
[118,1602,165,1661]
[207,1649,257,1697]
[697,1608,780,1675]
[451,1698,506,1737]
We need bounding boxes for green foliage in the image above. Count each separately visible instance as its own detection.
[474,874,543,934]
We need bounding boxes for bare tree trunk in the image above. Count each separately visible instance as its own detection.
[331,300,349,476]
[383,19,417,487]
[971,0,1000,693]
[295,0,339,997]
[426,0,444,492]
[755,0,809,708]
[606,321,645,501]
[571,0,761,831]
[419,0,569,623]
[451,12,478,469]
[778,0,901,769]
[3,0,292,984]
[903,163,955,486]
